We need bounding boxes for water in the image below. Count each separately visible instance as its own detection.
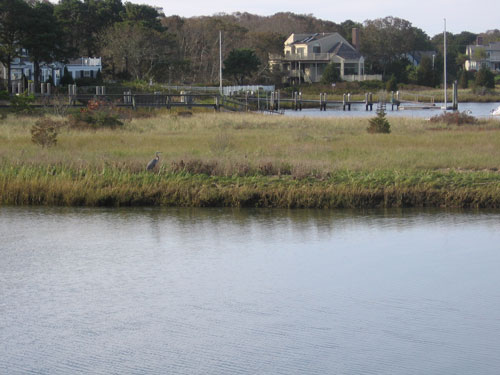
[1,207,500,374]
[284,102,500,118]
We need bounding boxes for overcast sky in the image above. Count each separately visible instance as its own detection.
[141,0,498,37]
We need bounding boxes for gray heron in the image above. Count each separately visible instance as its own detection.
[146,151,161,170]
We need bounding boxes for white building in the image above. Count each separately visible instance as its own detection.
[465,37,500,72]
[1,56,102,86]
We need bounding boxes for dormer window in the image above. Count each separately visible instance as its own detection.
[312,45,321,53]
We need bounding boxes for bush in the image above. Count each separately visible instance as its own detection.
[69,99,123,129]
[10,92,35,113]
[429,111,478,125]
[0,90,9,100]
[30,117,65,147]
[367,107,391,133]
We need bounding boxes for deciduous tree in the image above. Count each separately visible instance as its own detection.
[223,48,260,84]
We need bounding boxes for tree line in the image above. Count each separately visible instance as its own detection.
[1,0,498,90]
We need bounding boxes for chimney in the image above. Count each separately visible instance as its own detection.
[476,36,484,46]
[352,28,360,50]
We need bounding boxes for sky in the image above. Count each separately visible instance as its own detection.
[140,0,499,37]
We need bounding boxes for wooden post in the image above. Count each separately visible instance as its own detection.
[452,80,458,111]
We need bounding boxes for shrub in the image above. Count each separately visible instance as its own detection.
[10,92,35,113]
[429,111,478,125]
[30,117,66,147]
[367,107,391,133]
[69,99,123,129]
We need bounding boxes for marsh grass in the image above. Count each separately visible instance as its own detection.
[2,111,500,207]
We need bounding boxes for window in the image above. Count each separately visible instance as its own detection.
[84,70,91,77]
[312,45,321,53]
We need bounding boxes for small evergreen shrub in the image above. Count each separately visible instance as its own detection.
[367,107,391,133]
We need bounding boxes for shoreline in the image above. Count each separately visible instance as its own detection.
[2,167,500,209]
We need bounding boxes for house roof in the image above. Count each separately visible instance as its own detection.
[328,42,361,59]
[289,33,337,45]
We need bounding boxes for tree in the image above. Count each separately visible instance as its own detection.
[386,75,398,92]
[458,70,469,89]
[321,62,340,84]
[416,56,435,87]
[360,17,431,77]
[23,2,64,92]
[472,47,487,62]
[60,67,74,86]
[100,22,174,81]
[223,48,260,84]
[475,66,495,89]
[0,0,31,92]
[121,2,164,31]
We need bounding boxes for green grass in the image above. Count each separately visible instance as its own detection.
[2,111,500,208]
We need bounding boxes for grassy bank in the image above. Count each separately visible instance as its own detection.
[1,112,500,208]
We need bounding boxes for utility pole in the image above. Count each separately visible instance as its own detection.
[444,18,447,110]
[219,30,223,95]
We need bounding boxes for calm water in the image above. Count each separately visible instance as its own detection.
[285,102,500,118]
[1,207,500,374]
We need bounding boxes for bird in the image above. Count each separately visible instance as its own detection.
[146,151,161,171]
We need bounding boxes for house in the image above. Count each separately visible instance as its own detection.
[65,57,102,80]
[1,55,102,87]
[465,37,500,72]
[405,51,437,67]
[269,29,381,84]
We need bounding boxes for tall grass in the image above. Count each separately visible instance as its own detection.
[1,112,500,207]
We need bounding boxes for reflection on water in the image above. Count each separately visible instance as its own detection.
[1,207,500,374]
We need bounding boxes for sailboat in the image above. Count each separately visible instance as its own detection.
[491,105,500,116]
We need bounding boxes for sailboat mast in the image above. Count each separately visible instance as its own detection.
[444,18,447,110]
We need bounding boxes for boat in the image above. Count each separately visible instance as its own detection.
[491,105,500,116]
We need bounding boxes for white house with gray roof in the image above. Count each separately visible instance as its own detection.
[269,30,381,84]
[465,37,500,72]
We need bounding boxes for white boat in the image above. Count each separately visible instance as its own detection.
[491,105,500,116]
